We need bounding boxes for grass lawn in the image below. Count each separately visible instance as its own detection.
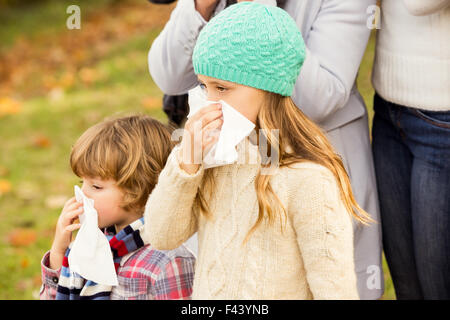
[0,0,395,299]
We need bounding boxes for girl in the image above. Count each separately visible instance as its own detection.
[148,0,383,300]
[40,115,195,300]
[144,2,372,299]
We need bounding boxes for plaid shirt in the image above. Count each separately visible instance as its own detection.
[40,243,195,300]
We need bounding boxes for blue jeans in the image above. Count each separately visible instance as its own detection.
[372,93,450,300]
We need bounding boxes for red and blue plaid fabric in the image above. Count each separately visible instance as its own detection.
[41,217,195,300]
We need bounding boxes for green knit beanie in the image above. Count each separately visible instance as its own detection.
[192,1,306,97]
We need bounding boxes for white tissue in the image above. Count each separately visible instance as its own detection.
[68,185,118,286]
[187,85,256,169]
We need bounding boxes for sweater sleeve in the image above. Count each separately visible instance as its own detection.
[288,165,359,300]
[402,0,450,16]
[40,251,61,300]
[143,145,204,250]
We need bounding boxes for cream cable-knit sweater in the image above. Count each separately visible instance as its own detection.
[144,138,359,299]
[372,0,450,110]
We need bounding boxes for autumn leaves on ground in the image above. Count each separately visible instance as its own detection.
[0,0,175,299]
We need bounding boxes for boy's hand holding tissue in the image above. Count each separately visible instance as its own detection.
[179,102,223,175]
[49,197,83,270]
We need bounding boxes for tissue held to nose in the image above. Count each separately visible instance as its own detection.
[68,185,118,286]
[186,85,255,169]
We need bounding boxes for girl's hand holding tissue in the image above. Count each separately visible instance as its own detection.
[179,103,223,175]
[49,196,83,270]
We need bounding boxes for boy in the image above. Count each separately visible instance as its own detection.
[40,115,195,300]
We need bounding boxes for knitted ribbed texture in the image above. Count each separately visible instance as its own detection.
[372,0,450,110]
[192,1,306,96]
[144,139,359,299]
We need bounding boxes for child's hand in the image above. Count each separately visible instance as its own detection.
[49,197,83,270]
[179,103,223,174]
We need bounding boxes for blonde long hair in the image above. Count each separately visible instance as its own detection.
[194,93,373,242]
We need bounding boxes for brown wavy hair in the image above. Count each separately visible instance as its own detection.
[70,114,176,214]
[194,93,374,242]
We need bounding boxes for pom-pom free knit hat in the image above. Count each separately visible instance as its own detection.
[192,1,306,97]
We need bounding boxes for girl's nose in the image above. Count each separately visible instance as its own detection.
[207,93,220,103]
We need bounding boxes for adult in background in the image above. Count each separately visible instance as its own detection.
[147,0,188,127]
[148,0,383,300]
[371,0,450,299]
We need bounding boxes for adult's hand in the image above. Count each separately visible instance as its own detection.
[195,0,221,21]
